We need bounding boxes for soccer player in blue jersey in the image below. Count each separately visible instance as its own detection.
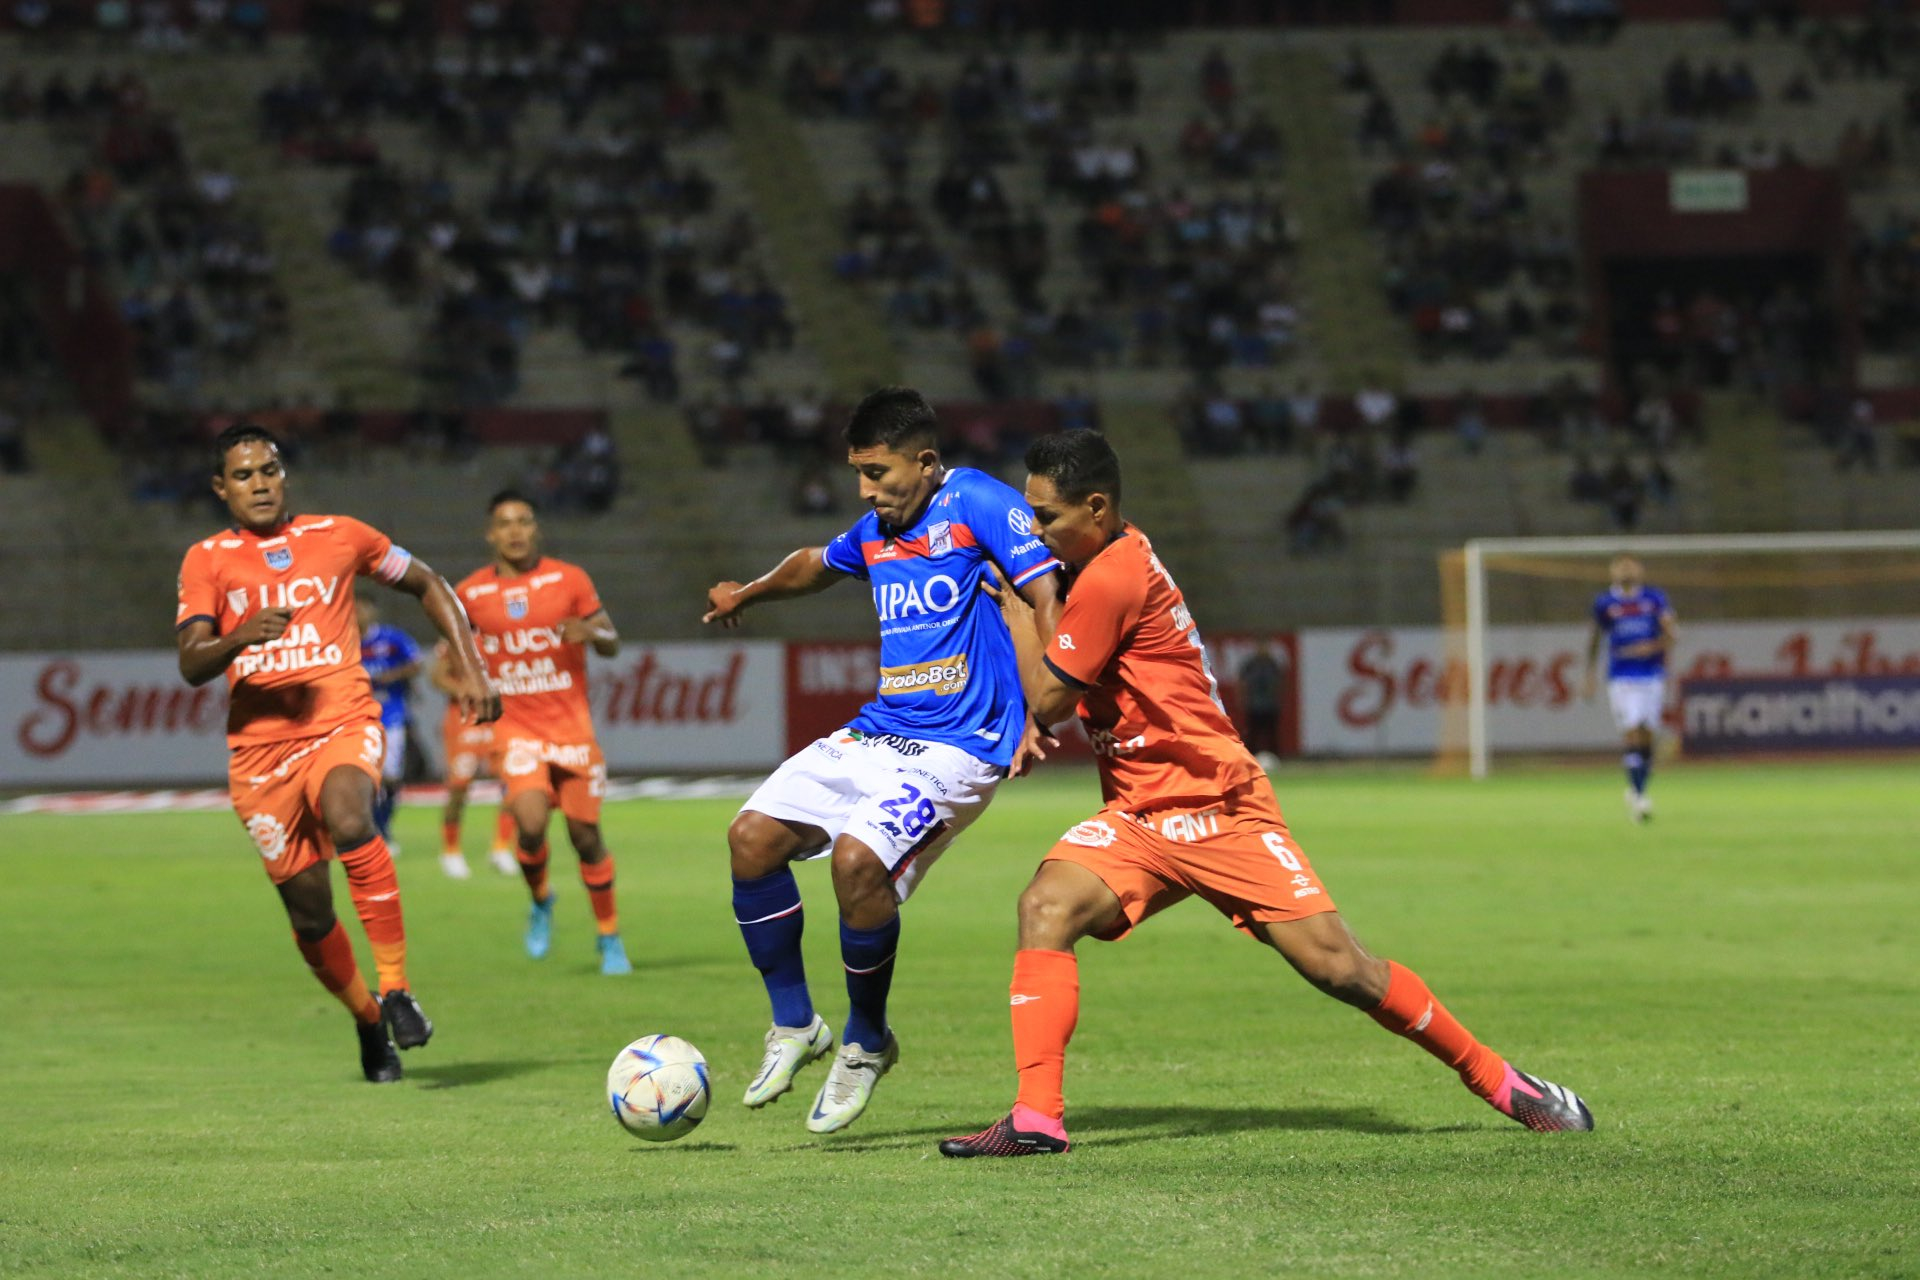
[1581,555,1677,823]
[356,594,425,859]
[703,386,1064,1134]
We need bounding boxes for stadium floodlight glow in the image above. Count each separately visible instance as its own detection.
[1455,529,1920,779]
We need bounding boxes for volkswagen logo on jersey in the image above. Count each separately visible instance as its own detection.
[264,547,293,571]
[507,595,528,619]
[1008,508,1033,536]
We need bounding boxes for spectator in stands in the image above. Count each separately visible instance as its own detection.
[1453,390,1489,455]
[1383,433,1419,503]
[792,458,838,517]
[1604,453,1642,528]
[0,402,26,474]
[1836,396,1880,471]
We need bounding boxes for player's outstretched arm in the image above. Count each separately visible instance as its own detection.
[560,608,620,658]
[392,557,501,724]
[176,610,292,686]
[992,577,1080,729]
[703,547,841,629]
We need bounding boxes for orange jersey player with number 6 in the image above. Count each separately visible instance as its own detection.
[938,430,1595,1158]
[456,490,630,975]
[175,423,499,1085]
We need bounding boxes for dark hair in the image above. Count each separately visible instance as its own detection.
[487,488,538,516]
[211,422,283,475]
[1025,430,1122,505]
[843,386,940,454]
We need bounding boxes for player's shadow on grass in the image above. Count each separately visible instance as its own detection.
[1071,1104,1443,1144]
[813,1105,1443,1155]
[407,1059,553,1090]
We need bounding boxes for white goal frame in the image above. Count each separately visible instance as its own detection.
[1461,530,1920,778]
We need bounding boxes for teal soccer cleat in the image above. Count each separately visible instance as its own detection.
[525,894,554,959]
[597,933,633,976]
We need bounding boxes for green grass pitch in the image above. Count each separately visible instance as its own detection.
[3,762,1916,1278]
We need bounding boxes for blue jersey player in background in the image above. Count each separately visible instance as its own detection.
[703,386,1064,1135]
[1581,555,1677,824]
[357,593,424,852]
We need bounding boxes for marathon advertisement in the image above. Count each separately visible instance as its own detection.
[1296,618,1920,755]
[1680,675,1920,756]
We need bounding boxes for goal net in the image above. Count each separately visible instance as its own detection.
[1437,531,1920,777]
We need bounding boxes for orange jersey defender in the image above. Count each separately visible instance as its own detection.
[177,515,411,746]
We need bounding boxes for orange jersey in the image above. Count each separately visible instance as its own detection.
[1044,524,1263,810]
[456,557,603,745]
[176,516,413,747]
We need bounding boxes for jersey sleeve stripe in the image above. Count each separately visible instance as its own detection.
[175,613,216,632]
[1043,652,1092,690]
[374,546,413,584]
[1010,558,1062,588]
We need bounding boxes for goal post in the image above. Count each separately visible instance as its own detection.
[1445,530,1920,778]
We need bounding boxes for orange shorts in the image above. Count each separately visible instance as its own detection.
[1042,775,1336,942]
[228,720,385,885]
[499,735,606,824]
[442,709,497,785]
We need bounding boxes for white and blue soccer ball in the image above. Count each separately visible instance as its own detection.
[607,1035,710,1142]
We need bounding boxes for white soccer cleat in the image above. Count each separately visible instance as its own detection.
[439,852,472,879]
[489,848,519,876]
[743,1015,833,1109]
[1624,788,1646,824]
[1636,793,1653,823]
[806,1034,899,1134]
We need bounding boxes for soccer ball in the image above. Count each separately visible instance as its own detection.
[607,1034,710,1142]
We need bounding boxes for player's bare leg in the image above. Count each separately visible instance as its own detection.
[567,816,630,975]
[275,862,400,1083]
[439,779,474,879]
[1257,913,1593,1133]
[731,812,835,1107]
[320,764,431,1051]
[510,789,556,958]
[805,837,903,1134]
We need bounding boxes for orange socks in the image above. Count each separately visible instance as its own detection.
[337,833,409,994]
[492,810,516,854]
[1010,948,1080,1120]
[1368,960,1507,1099]
[517,840,551,902]
[580,853,618,935]
[440,818,462,856]
[294,921,380,1024]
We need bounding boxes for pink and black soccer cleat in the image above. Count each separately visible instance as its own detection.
[1489,1064,1594,1132]
[938,1104,1071,1157]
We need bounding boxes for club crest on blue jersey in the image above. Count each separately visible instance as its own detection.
[928,520,952,556]
[506,595,529,619]
[264,547,293,571]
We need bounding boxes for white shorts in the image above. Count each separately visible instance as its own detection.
[740,727,1007,904]
[1608,678,1665,733]
[380,721,408,782]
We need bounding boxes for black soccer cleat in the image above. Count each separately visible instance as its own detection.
[380,989,434,1050]
[1490,1064,1595,1132]
[358,1019,403,1083]
[938,1109,1071,1158]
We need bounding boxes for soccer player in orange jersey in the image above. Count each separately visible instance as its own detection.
[176,423,499,1084]
[455,490,629,975]
[940,431,1595,1156]
[427,640,519,881]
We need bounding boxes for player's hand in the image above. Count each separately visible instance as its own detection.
[703,581,748,628]
[1010,717,1058,778]
[982,566,1034,625]
[454,674,502,725]
[232,607,293,647]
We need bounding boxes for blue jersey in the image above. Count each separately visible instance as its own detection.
[822,467,1062,767]
[1592,585,1672,680]
[360,622,422,728]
